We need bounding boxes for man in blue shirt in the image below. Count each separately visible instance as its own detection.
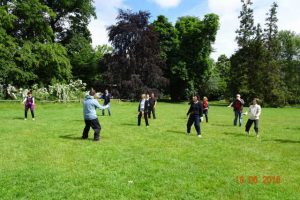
[82,89,108,141]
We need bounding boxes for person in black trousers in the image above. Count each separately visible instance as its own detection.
[148,92,157,119]
[138,94,150,127]
[82,89,108,141]
[186,95,203,138]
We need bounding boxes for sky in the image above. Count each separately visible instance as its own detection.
[88,0,300,60]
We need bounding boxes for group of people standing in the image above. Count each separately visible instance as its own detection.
[137,93,157,127]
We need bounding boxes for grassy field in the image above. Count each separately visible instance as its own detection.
[0,101,299,199]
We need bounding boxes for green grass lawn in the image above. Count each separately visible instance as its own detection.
[0,101,299,199]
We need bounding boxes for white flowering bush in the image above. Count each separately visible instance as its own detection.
[0,80,86,102]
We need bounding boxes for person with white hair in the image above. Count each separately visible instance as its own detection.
[228,94,245,126]
[137,94,150,127]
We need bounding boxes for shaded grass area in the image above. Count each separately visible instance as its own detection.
[0,101,299,199]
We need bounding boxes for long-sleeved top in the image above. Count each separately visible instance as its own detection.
[231,99,244,111]
[187,101,203,116]
[248,104,261,120]
[138,99,150,113]
[83,95,107,120]
[203,100,209,110]
[101,93,111,105]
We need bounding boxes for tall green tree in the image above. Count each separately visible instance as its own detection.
[41,0,96,43]
[171,14,219,100]
[230,0,257,102]
[278,30,300,103]
[263,2,286,106]
[152,15,179,99]
[236,0,255,47]
[214,54,231,98]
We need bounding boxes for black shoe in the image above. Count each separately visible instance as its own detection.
[82,136,88,140]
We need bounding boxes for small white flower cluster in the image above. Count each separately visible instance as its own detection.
[0,84,18,99]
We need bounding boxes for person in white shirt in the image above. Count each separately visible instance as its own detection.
[137,94,149,127]
[245,98,262,137]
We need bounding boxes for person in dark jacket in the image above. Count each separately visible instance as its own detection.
[138,94,150,127]
[148,92,157,119]
[186,95,203,138]
[228,94,245,126]
[82,89,108,141]
[101,89,111,116]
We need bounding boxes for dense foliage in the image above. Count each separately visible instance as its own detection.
[1,0,300,105]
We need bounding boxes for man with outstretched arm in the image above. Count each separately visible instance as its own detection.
[82,89,108,141]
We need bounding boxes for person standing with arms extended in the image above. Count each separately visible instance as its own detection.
[22,91,35,120]
[245,98,262,137]
[203,96,209,123]
[101,89,111,116]
[186,95,203,138]
[148,92,157,119]
[82,89,108,141]
[138,94,149,127]
[228,94,245,127]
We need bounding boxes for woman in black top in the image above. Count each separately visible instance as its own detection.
[186,95,203,138]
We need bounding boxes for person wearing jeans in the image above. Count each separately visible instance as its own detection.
[228,94,245,126]
[82,89,108,141]
[186,95,203,138]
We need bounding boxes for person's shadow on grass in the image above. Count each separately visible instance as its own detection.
[120,123,136,126]
[166,130,185,134]
[12,116,25,120]
[273,139,300,144]
[59,134,86,140]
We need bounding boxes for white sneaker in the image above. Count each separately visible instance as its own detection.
[32,118,35,121]
[198,135,202,138]
[24,118,27,120]
[256,134,259,138]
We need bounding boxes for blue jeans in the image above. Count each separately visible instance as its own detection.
[234,110,242,126]
[102,103,111,116]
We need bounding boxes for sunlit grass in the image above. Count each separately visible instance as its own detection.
[0,101,299,199]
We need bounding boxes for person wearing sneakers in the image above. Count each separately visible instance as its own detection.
[82,89,108,141]
[228,94,245,126]
[22,91,35,120]
[186,95,203,138]
[137,94,150,127]
[245,98,262,137]
[203,96,209,123]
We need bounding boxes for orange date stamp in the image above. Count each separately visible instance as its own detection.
[236,176,281,184]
